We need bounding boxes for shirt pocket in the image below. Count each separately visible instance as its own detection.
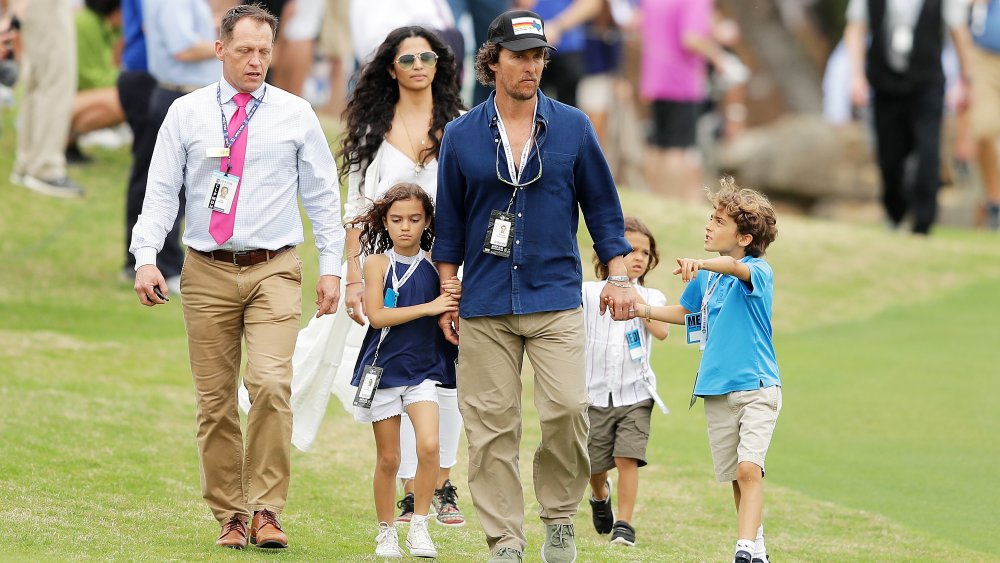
[540,151,576,199]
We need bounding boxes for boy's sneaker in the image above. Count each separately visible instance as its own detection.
[734,550,753,563]
[395,492,414,524]
[609,520,635,547]
[541,523,576,563]
[589,479,614,534]
[375,522,402,558]
[405,516,437,558]
[488,547,523,562]
[432,480,465,526]
[752,556,771,563]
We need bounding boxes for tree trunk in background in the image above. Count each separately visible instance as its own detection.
[722,0,824,115]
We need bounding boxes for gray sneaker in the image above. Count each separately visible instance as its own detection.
[487,547,523,562]
[541,524,576,563]
[15,173,85,199]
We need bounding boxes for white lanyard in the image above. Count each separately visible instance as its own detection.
[699,273,724,352]
[388,249,424,294]
[626,287,669,414]
[494,98,537,184]
[370,249,425,365]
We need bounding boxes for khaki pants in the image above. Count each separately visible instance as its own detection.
[458,308,590,553]
[14,0,75,180]
[180,249,302,523]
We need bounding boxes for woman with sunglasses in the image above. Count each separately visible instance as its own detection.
[340,24,467,532]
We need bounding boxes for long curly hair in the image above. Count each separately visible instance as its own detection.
[708,176,777,257]
[348,183,436,256]
[339,26,465,185]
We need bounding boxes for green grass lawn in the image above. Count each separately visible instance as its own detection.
[2,123,999,561]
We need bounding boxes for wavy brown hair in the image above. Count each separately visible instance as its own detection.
[348,183,435,256]
[339,26,464,185]
[708,176,778,257]
[593,216,660,285]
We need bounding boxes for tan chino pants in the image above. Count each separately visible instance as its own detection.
[180,249,302,523]
[458,308,591,553]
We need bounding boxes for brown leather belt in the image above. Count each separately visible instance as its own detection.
[157,82,200,94]
[195,246,292,267]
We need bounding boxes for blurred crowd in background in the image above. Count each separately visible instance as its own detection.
[2,0,999,235]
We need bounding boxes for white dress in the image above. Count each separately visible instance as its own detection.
[240,139,439,451]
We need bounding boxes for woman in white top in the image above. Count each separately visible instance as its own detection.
[340,26,466,526]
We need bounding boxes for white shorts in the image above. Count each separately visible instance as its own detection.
[282,0,325,41]
[354,378,439,423]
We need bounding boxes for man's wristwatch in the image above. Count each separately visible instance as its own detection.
[607,275,631,288]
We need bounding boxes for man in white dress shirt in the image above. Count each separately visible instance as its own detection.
[130,4,344,550]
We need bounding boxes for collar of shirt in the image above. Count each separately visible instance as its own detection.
[218,78,267,106]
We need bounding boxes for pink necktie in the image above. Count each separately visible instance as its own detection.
[209,92,253,245]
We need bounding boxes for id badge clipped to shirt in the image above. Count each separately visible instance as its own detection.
[483,210,514,258]
[626,328,644,363]
[353,364,384,408]
[685,312,703,345]
[204,170,239,213]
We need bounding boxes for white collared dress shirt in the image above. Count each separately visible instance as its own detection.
[583,280,668,408]
[131,79,345,276]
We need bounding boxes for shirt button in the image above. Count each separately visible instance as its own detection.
[513,265,518,270]
[517,213,522,218]
[515,240,520,244]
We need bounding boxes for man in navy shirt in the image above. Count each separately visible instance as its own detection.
[434,10,635,563]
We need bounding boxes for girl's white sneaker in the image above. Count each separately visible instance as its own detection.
[406,515,438,558]
[375,522,402,558]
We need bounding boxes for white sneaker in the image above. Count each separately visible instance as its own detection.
[375,522,402,558]
[406,515,437,558]
[16,174,85,199]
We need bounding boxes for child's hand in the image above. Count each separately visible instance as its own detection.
[426,292,459,316]
[673,258,705,283]
[441,276,462,301]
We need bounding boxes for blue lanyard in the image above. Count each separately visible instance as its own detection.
[215,84,265,150]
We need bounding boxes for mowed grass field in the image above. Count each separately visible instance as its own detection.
[1,122,999,561]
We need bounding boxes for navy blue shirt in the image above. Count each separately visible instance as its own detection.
[434,91,632,318]
[121,0,147,72]
[352,257,457,389]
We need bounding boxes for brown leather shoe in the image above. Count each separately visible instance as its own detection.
[250,509,288,548]
[216,515,247,549]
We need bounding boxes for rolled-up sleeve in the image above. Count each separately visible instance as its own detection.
[297,110,345,277]
[130,102,186,268]
[575,119,631,264]
[432,126,466,265]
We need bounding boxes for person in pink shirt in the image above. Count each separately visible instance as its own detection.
[639,0,726,201]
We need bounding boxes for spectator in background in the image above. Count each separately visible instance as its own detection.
[117,0,156,280]
[640,0,727,201]
[244,0,324,96]
[969,0,1000,230]
[317,0,350,117]
[577,0,627,150]
[350,0,461,66]
[521,0,603,108]
[446,0,510,105]
[129,0,220,293]
[6,0,85,198]
[845,0,974,235]
[68,0,125,164]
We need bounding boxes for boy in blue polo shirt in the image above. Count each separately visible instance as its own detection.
[617,178,779,563]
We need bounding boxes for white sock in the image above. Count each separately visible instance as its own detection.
[735,539,755,555]
[755,524,766,558]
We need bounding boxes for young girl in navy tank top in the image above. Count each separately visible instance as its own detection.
[348,182,460,559]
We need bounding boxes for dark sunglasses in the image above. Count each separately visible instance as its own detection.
[395,51,439,71]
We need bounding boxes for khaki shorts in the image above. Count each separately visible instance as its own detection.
[704,386,781,482]
[971,46,1000,139]
[587,399,654,473]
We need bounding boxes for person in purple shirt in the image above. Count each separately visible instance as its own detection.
[434,10,634,563]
